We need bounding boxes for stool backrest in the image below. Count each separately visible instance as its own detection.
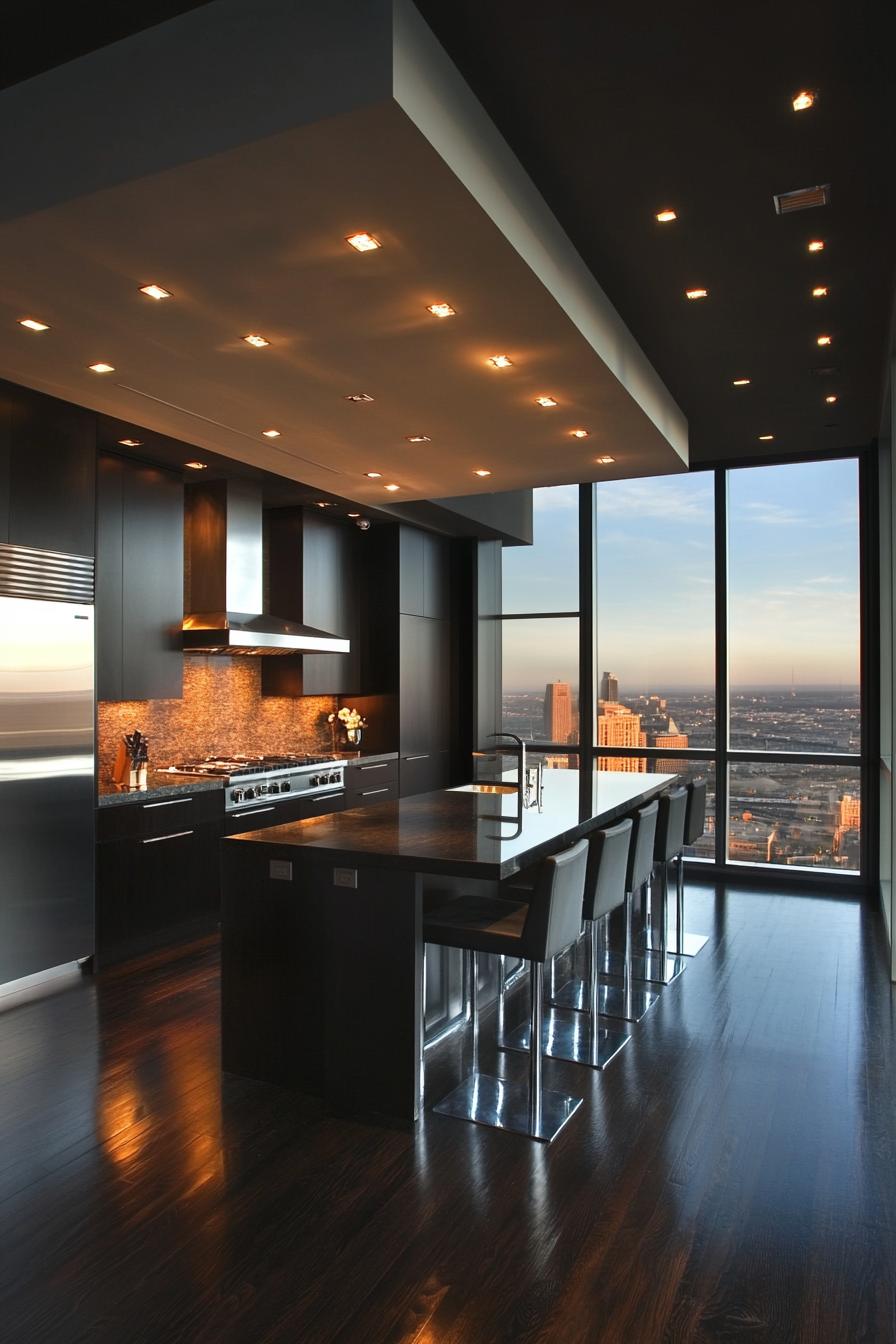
[654,786,689,863]
[684,780,707,846]
[584,817,633,923]
[522,837,589,962]
[626,800,659,893]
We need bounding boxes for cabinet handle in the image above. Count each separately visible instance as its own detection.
[361,787,390,797]
[143,797,193,810]
[311,791,343,804]
[359,762,389,772]
[405,754,430,762]
[233,806,276,818]
[141,829,194,845]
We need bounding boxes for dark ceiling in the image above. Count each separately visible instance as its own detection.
[4,0,895,466]
[415,0,896,463]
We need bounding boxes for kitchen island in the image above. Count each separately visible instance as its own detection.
[221,769,677,1123]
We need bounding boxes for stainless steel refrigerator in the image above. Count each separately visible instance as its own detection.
[0,544,95,986]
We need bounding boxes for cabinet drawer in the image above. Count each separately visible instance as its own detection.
[344,757,398,788]
[97,789,224,842]
[345,780,399,809]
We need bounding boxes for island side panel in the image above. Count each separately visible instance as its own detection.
[221,839,423,1124]
[323,865,423,1124]
[221,842,328,1093]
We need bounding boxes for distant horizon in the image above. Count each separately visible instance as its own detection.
[503,683,861,695]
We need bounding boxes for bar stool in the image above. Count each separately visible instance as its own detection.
[639,785,689,984]
[598,800,661,1023]
[509,816,633,1069]
[423,837,589,1142]
[674,780,709,956]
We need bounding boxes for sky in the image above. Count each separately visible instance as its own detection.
[501,461,861,693]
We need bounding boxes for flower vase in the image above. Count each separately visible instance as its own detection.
[345,727,363,747]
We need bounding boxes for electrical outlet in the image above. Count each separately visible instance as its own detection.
[333,867,358,889]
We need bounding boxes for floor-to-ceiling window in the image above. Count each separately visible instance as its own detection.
[592,456,865,875]
[496,457,866,877]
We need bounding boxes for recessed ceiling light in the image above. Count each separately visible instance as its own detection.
[184,460,207,470]
[427,302,456,318]
[347,512,360,518]
[118,438,142,447]
[316,501,331,508]
[808,240,825,253]
[139,283,172,300]
[570,429,590,438]
[792,90,817,112]
[346,232,381,252]
[88,362,115,373]
[812,286,829,298]
[262,428,281,438]
[732,378,751,386]
[685,288,708,300]
[405,435,431,443]
[384,483,400,492]
[474,469,492,477]
[18,317,49,331]
[817,334,832,346]
[758,435,774,442]
[596,455,616,465]
[345,393,374,403]
[488,354,513,368]
[535,395,558,408]
[365,471,382,479]
[242,333,270,348]
[656,209,677,223]
[825,394,838,404]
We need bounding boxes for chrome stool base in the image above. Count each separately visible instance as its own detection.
[595,981,660,1023]
[433,1072,582,1143]
[640,927,709,959]
[503,1008,631,1070]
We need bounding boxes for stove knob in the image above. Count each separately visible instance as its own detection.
[244,787,256,800]
[310,774,321,787]
[280,781,291,792]
[232,788,244,804]
[329,772,340,784]
[268,781,280,794]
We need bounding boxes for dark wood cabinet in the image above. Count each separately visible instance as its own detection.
[223,790,346,834]
[262,508,361,697]
[96,793,224,968]
[0,379,95,556]
[399,528,449,619]
[96,452,183,701]
[343,755,399,807]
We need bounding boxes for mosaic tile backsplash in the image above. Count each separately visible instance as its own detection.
[97,658,337,782]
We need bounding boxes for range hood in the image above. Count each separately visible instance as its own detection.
[183,479,350,657]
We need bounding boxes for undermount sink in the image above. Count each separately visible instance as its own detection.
[451,783,519,795]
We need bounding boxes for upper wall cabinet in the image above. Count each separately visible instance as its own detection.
[96,453,184,702]
[399,528,449,619]
[0,379,96,557]
[261,508,361,697]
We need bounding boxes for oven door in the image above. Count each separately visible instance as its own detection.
[223,789,345,834]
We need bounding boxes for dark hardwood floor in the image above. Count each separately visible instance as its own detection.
[1,881,894,1343]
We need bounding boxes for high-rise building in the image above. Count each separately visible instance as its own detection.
[599,671,619,703]
[543,681,574,743]
[597,701,646,771]
[839,794,861,830]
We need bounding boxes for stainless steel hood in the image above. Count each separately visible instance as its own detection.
[183,479,350,656]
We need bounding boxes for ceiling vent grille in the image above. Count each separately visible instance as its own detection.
[773,184,831,214]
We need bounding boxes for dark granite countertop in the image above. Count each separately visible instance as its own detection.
[97,772,225,808]
[223,769,677,880]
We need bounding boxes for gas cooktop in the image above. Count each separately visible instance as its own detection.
[166,753,339,778]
